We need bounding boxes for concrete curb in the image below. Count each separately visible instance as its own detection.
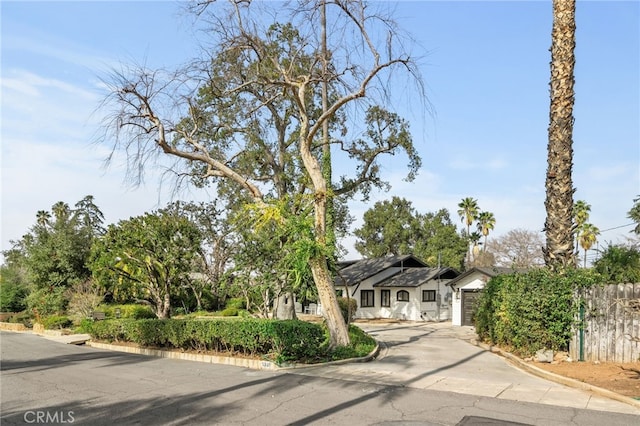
[88,341,282,370]
[87,340,381,371]
[469,338,640,410]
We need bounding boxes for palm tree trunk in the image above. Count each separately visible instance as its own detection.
[544,0,577,269]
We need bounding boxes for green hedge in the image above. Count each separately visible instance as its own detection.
[474,268,601,356]
[87,318,325,363]
[41,315,72,330]
[95,304,156,319]
[87,318,377,364]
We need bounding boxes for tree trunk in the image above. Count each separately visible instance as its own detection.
[309,255,350,348]
[274,292,297,320]
[311,191,350,348]
[544,0,576,270]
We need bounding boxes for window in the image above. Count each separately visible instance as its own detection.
[361,290,375,307]
[381,290,390,307]
[397,290,410,302]
[422,290,436,302]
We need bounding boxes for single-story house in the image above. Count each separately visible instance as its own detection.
[447,267,525,326]
[334,255,459,321]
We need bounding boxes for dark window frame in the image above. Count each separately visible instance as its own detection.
[422,290,436,302]
[381,289,391,307]
[361,290,375,308]
[397,290,410,302]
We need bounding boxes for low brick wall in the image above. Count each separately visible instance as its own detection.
[0,322,28,332]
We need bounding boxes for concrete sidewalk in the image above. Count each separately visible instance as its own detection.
[291,321,640,416]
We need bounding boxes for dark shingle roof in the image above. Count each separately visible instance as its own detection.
[374,267,458,287]
[334,255,427,286]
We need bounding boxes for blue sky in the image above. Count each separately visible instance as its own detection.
[2,1,639,262]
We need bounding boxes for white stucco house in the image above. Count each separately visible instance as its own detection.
[447,267,525,326]
[335,255,459,321]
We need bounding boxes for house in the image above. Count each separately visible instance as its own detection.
[447,267,524,326]
[335,255,459,321]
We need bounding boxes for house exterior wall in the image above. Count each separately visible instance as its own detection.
[419,279,453,321]
[352,277,454,322]
[451,273,488,326]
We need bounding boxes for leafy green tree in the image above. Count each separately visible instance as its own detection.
[89,210,202,318]
[354,197,420,258]
[414,209,468,270]
[99,1,423,348]
[593,244,640,283]
[0,240,31,312]
[22,197,104,290]
[0,265,29,312]
[162,201,236,311]
[354,198,466,270]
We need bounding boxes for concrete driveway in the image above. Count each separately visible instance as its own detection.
[290,321,640,415]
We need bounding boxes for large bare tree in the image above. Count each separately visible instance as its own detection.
[486,228,545,269]
[543,0,577,269]
[98,0,422,348]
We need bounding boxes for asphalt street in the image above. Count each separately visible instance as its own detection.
[1,327,639,425]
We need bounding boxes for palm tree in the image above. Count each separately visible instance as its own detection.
[543,0,577,269]
[628,196,640,235]
[52,201,71,224]
[458,197,479,267]
[477,211,496,252]
[469,231,482,262]
[36,210,51,229]
[578,223,599,268]
[573,200,591,260]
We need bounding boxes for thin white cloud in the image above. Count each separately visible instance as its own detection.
[586,163,633,182]
[448,157,507,171]
[2,31,112,74]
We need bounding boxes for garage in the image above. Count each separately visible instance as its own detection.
[461,289,482,326]
[447,267,516,327]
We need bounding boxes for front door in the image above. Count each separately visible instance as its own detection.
[461,290,481,326]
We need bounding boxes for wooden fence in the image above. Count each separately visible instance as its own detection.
[570,283,640,363]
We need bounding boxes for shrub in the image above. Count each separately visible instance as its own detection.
[96,304,156,319]
[86,318,326,363]
[66,280,102,322]
[8,312,33,327]
[325,325,377,361]
[225,298,246,310]
[76,318,94,334]
[337,297,358,323]
[41,315,72,330]
[219,307,239,317]
[26,287,66,321]
[474,268,602,356]
[0,280,28,312]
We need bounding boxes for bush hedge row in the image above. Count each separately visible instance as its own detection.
[474,268,601,356]
[87,318,326,363]
[95,304,156,320]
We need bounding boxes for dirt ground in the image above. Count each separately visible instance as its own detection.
[533,360,640,399]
